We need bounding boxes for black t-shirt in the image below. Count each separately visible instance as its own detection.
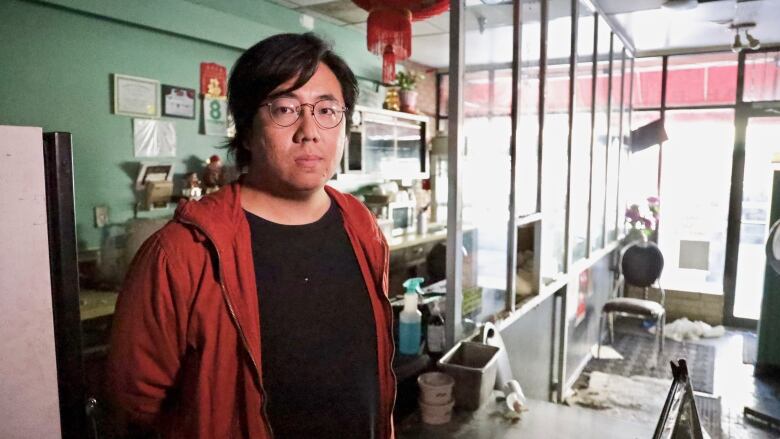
[245,201,379,439]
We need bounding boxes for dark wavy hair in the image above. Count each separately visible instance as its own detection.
[225,33,358,170]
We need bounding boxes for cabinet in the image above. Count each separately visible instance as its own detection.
[341,106,429,180]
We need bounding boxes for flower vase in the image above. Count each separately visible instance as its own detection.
[399,90,418,113]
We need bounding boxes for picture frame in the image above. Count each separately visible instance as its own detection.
[113,74,160,118]
[161,85,196,119]
[135,162,174,191]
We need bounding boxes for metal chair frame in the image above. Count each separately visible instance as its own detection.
[598,240,666,363]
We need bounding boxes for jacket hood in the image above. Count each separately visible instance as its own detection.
[174,182,376,252]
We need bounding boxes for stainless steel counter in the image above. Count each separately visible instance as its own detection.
[395,392,651,439]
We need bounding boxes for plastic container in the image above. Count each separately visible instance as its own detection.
[437,341,500,411]
[418,398,455,425]
[417,372,455,405]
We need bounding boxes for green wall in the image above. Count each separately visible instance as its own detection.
[0,0,380,251]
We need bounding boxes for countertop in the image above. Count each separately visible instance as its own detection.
[395,392,651,439]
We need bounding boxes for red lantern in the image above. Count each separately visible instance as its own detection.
[353,0,449,84]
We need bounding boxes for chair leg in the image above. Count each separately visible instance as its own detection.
[598,312,605,359]
[660,313,666,355]
[655,314,662,365]
[608,313,615,345]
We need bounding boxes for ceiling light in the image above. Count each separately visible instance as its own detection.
[745,31,761,50]
[661,0,698,11]
[731,32,743,53]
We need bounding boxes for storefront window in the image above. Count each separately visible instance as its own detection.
[744,51,780,102]
[658,109,735,293]
[631,57,663,109]
[666,52,737,107]
[625,110,661,213]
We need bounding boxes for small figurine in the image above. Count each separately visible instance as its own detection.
[182,172,202,200]
[202,154,224,194]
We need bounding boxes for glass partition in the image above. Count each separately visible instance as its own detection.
[459,0,515,327]
[540,0,573,283]
[589,18,611,253]
[570,1,595,263]
[517,18,542,217]
[605,40,624,243]
[617,56,633,237]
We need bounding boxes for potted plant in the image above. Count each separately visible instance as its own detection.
[624,196,660,244]
[394,70,425,113]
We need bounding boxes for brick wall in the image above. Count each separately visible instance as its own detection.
[625,286,724,325]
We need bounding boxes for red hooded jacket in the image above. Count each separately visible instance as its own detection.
[107,183,396,438]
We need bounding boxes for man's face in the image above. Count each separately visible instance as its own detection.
[246,62,346,196]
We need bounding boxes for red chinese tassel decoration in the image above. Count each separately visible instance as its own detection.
[353,0,448,84]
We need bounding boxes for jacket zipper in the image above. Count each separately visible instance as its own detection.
[178,218,275,439]
[379,249,397,437]
[379,291,398,436]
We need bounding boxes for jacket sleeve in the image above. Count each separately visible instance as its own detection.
[106,233,192,426]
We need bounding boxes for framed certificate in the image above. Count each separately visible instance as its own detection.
[161,85,196,119]
[114,74,160,118]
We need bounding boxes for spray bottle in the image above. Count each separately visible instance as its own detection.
[399,277,424,355]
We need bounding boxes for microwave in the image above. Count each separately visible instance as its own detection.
[388,200,416,236]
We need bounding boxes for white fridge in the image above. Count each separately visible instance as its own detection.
[0,125,88,439]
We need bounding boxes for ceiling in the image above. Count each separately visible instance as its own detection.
[266,0,780,67]
[595,0,780,56]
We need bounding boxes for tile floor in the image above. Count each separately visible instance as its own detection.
[571,319,780,438]
[697,328,780,438]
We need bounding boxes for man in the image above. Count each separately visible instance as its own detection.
[108,33,395,438]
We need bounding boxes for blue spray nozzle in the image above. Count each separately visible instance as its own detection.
[402,277,425,294]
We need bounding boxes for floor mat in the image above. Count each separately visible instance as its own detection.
[586,331,716,394]
[743,333,758,365]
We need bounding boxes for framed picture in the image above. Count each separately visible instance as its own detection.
[114,74,160,118]
[161,85,196,119]
[135,162,174,191]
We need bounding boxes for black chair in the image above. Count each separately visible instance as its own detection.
[598,240,666,362]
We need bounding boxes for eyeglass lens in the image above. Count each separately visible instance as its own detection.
[268,98,344,128]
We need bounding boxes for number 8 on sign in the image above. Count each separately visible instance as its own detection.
[210,100,222,119]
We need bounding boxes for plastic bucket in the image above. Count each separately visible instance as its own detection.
[417,372,455,405]
[418,398,455,425]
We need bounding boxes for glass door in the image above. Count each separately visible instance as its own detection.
[733,116,780,320]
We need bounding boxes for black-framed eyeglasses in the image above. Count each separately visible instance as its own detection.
[263,97,347,129]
